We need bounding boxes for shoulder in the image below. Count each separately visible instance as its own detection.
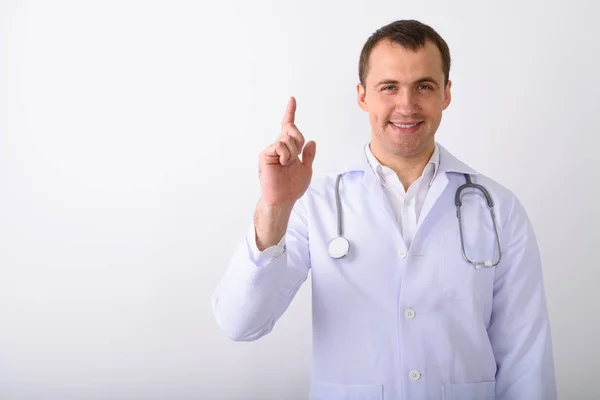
[293,169,364,219]
[439,142,519,214]
[307,170,362,192]
[449,157,530,238]
[471,172,517,208]
[296,170,358,203]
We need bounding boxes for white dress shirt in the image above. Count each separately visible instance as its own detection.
[364,143,440,249]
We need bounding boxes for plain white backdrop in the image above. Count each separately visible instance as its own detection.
[1,0,599,399]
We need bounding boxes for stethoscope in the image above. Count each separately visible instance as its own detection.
[327,173,502,269]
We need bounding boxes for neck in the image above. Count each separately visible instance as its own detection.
[370,143,435,191]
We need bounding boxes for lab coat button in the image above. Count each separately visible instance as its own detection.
[397,248,407,259]
[404,308,416,319]
[409,369,421,381]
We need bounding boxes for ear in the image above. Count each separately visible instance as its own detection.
[442,80,452,110]
[356,83,368,111]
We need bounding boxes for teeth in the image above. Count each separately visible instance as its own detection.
[392,122,419,128]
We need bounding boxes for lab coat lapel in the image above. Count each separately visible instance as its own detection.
[417,170,449,233]
[332,144,401,234]
[415,143,479,238]
[362,161,403,236]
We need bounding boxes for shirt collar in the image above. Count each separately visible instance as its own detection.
[335,141,478,180]
[364,143,441,187]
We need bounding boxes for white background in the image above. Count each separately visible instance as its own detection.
[1,0,599,399]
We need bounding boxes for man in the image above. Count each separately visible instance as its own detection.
[212,19,557,399]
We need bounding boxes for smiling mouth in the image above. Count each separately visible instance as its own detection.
[389,121,423,133]
[391,122,421,128]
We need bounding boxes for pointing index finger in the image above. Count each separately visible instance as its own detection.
[281,96,296,128]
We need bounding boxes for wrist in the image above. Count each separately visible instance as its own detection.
[254,200,294,251]
[256,199,295,216]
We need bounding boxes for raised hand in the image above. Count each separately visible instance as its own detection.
[258,96,317,208]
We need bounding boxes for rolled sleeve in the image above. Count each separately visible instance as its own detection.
[245,223,286,268]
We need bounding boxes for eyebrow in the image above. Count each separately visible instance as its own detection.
[375,77,441,88]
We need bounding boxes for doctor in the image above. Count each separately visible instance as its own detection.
[212,19,556,400]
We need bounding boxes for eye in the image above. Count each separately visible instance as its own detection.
[418,84,433,91]
[382,85,396,91]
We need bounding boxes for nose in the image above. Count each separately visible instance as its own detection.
[394,88,420,115]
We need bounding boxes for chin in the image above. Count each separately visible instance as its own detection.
[372,127,432,157]
[388,139,429,158]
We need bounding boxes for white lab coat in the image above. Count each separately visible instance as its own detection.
[212,143,557,400]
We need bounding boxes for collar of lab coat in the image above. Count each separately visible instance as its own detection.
[338,141,479,190]
[365,143,441,188]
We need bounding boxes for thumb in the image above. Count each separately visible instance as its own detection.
[301,140,316,168]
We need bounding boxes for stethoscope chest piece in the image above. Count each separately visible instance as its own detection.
[328,236,350,259]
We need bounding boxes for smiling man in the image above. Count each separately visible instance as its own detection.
[213,20,557,400]
[357,33,451,193]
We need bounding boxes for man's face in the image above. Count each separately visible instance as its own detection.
[357,39,451,160]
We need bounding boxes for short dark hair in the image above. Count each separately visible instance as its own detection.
[358,20,451,87]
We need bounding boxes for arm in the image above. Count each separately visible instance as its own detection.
[211,200,310,342]
[488,195,557,399]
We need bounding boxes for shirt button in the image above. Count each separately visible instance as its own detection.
[397,248,407,259]
[409,369,421,381]
[404,308,416,319]
[272,245,285,258]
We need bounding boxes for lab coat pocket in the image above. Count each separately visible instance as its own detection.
[440,256,495,301]
[309,381,383,400]
[442,381,495,400]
